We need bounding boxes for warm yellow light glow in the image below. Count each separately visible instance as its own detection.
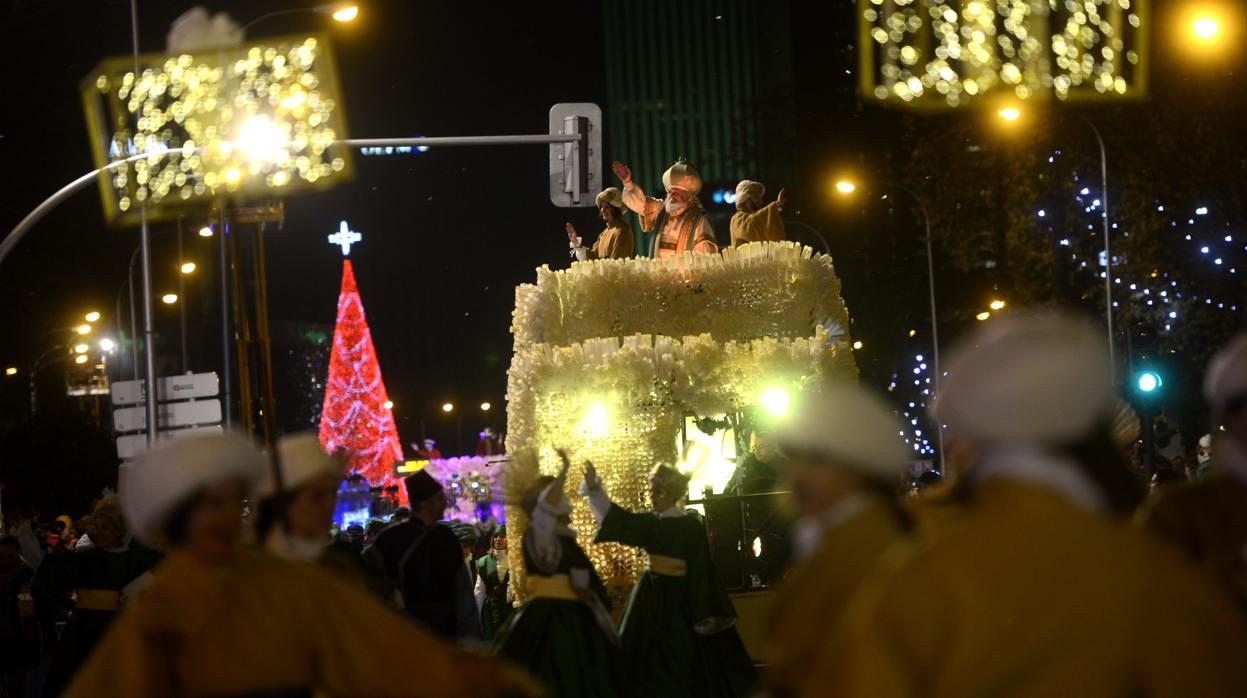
[73,343,89,354]
[578,403,610,439]
[396,460,429,474]
[989,299,1006,310]
[758,387,790,418]
[1192,16,1221,41]
[161,293,178,305]
[835,180,857,194]
[332,4,359,22]
[198,225,214,238]
[976,311,992,321]
[224,167,242,184]
[480,401,492,412]
[4,367,17,376]
[235,115,289,164]
[84,311,101,323]
[383,400,394,410]
[100,338,116,352]
[998,106,1021,122]
[441,402,455,413]
[180,262,197,274]
[908,329,917,337]
[281,91,307,110]
[76,324,92,335]
[74,354,89,365]
[852,340,863,350]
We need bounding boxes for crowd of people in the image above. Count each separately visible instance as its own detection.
[3,314,1247,696]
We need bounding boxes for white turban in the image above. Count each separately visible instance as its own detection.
[662,159,703,195]
[256,433,343,499]
[777,383,910,480]
[122,432,266,549]
[735,180,765,208]
[595,187,624,210]
[933,313,1115,445]
[1204,333,1247,412]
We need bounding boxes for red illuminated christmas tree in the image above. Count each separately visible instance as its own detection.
[319,222,406,505]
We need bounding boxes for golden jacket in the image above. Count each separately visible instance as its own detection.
[809,480,1247,698]
[764,499,902,697]
[729,202,785,247]
[65,549,533,697]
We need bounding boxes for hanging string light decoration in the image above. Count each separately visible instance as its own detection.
[859,0,1150,107]
[319,234,405,505]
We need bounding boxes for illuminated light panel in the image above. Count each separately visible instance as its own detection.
[859,1,1149,107]
[82,35,353,226]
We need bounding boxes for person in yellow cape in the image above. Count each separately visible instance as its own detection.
[729,180,786,247]
[809,313,1247,698]
[566,187,635,261]
[1138,333,1247,610]
[64,433,538,698]
[762,383,911,698]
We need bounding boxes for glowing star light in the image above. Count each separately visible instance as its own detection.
[328,221,362,256]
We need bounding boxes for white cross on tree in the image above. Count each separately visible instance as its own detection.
[328,221,362,256]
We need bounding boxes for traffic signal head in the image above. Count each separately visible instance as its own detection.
[1136,370,1163,394]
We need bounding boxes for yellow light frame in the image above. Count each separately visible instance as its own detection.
[82,33,354,226]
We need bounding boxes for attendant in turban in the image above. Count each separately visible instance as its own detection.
[566,187,635,261]
[810,314,1247,698]
[364,470,484,642]
[763,384,910,698]
[613,158,719,258]
[475,525,514,641]
[729,180,786,247]
[581,462,755,697]
[64,433,537,697]
[1139,333,1247,610]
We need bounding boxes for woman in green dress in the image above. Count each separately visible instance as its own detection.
[581,461,756,697]
[494,450,621,697]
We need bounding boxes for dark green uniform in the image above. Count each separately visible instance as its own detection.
[596,505,756,698]
[494,532,621,698]
[476,553,513,640]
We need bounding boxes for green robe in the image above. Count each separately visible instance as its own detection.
[476,553,513,640]
[595,505,756,697]
[494,532,621,697]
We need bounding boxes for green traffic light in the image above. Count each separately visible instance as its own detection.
[1136,371,1162,393]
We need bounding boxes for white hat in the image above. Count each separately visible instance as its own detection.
[933,313,1114,445]
[595,187,624,210]
[662,158,703,195]
[776,383,910,480]
[1204,333,1247,412]
[256,433,343,499]
[122,433,267,549]
[735,180,765,207]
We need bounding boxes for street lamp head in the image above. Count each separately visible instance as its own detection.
[441,402,455,413]
[161,293,179,305]
[997,106,1021,122]
[76,324,92,335]
[835,180,857,194]
[74,354,89,365]
[4,367,16,376]
[852,340,863,350]
[84,311,101,323]
[181,262,197,274]
[100,338,116,352]
[315,2,359,22]
[1192,15,1221,41]
[383,400,394,410]
[480,401,492,412]
[976,311,992,321]
[989,299,1006,311]
[73,343,89,354]
[198,225,214,238]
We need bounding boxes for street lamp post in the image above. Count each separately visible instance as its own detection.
[836,179,944,472]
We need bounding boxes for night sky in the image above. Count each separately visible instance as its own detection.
[2,0,1244,497]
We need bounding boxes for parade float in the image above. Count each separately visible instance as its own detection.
[503,241,858,605]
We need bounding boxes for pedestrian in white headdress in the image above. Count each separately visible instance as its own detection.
[613,158,719,258]
[566,187,635,261]
[729,179,786,247]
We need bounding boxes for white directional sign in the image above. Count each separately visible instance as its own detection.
[111,372,219,407]
[113,399,222,433]
[116,425,224,460]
